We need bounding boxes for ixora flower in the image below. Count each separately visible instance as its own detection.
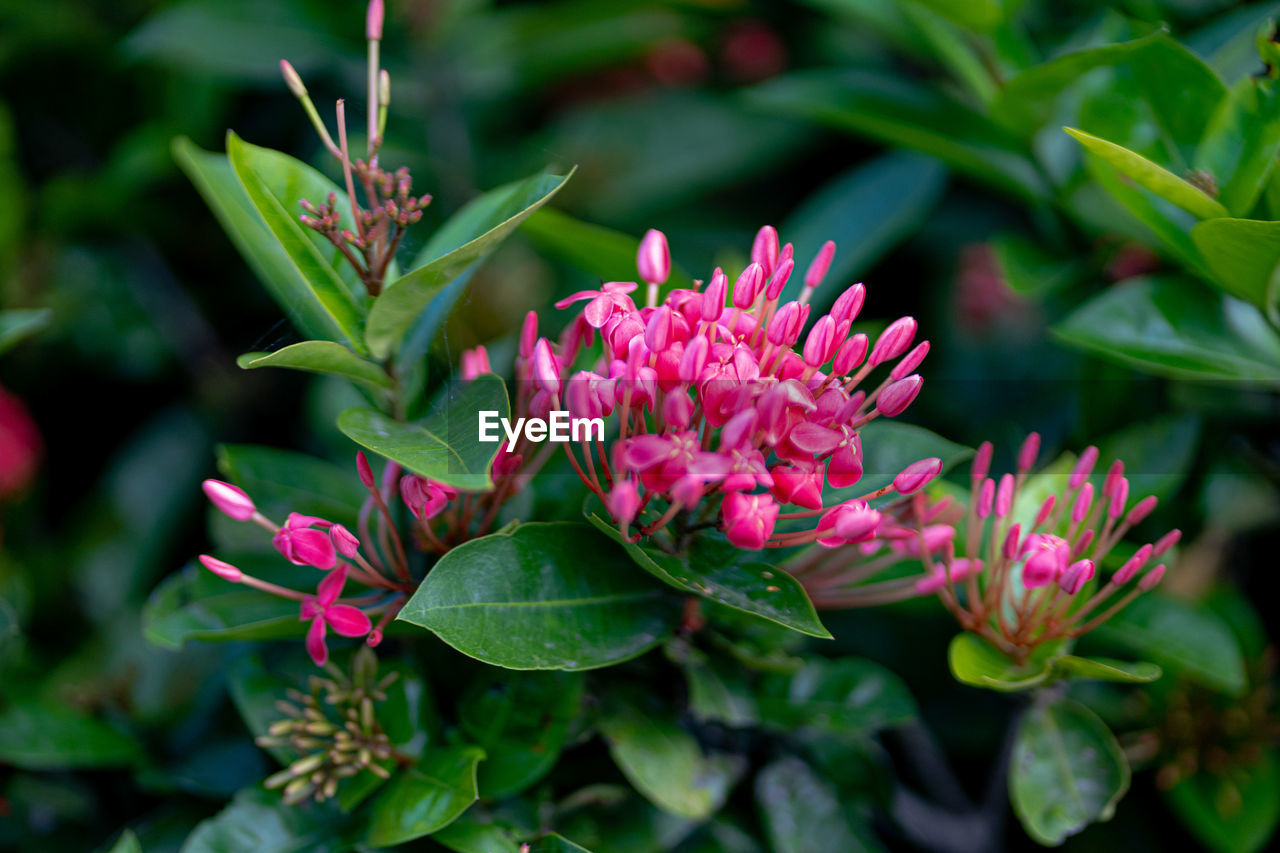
[481,225,940,551]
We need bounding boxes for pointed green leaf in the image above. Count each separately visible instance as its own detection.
[336,373,508,491]
[1065,127,1228,220]
[237,341,391,390]
[1197,77,1280,217]
[397,523,677,671]
[366,746,484,848]
[1192,218,1280,316]
[1051,656,1162,684]
[365,169,573,358]
[948,633,1067,692]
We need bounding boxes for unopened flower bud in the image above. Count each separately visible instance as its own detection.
[203,479,256,521]
[1017,432,1040,474]
[876,374,922,417]
[751,225,779,275]
[1125,495,1158,526]
[732,263,765,309]
[890,340,930,381]
[330,524,361,558]
[702,270,727,321]
[869,317,917,366]
[804,240,836,289]
[637,229,671,285]
[1058,559,1095,594]
[1069,445,1099,489]
[366,0,384,40]
[1138,564,1166,591]
[972,441,993,482]
[280,60,307,98]
[199,554,243,582]
[356,451,375,489]
[894,457,942,495]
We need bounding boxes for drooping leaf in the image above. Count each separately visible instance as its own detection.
[947,633,1067,692]
[365,169,573,358]
[397,522,677,670]
[0,699,140,770]
[1164,750,1280,853]
[336,373,509,491]
[365,746,484,848]
[587,514,830,639]
[237,342,391,390]
[754,757,876,853]
[1009,698,1130,846]
[1065,128,1229,220]
[757,657,916,733]
[1192,218,1280,316]
[0,308,51,355]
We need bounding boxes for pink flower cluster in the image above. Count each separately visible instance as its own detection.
[465,226,941,551]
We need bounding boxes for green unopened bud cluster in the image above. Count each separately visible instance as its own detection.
[257,647,402,804]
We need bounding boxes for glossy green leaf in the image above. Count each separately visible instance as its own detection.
[1126,35,1227,158]
[755,757,873,853]
[430,813,526,853]
[365,169,573,358]
[991,234,1082,296]
[236,342,391,390]
[181,786,357,853]
[1009,698,1130,845]
[587,514,830,639]
[0,308,51,355]
[522,208,693,289]
[948,633,1066,692]
[459,671,584,797]
[1065,128,1228,220]
[223,133,368,352]
[1093,593,1247,696]
[366,746,483,848]
[215,444,365,524]
[598,702,740,820]
[758,657,916,733]
[1197,77,1280,217]
[0,699,140,770]
[398,522,676,670]
[1052,656,1162,683]
[108,830,143,853]
[1164,750,1280,853]
[336,373,509,491]
[1192,218,1280,316]
[143,562,303,650]
[1053,276,1280,384]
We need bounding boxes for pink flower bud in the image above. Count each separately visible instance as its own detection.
[722,492,778,550]
[1103,459,1124,496]
[645,305,675,352]
[915,558,983,593]
[1017,433,1040,474]
[977,478,995,519]
[1125,495,1158,526]
[751,225,779,275]
[330,524,361,558]
[804,240,836,289]
[202,479,255,521]
[532,338,561,395]
[771,461,824,510]
[732,263,765,309]
[1112,544,1152,585]
[1034,494,1056,528]
[280,60,306,98]
[460,346,492,380]
[767,301,802,346]
[1058,559,1095,595]
[1022,534,1069,588]
[1152,529,1181,557]
[366,0,384,39]
[199,554,243,582]
[815,500,880,547]
[637,229,671,285]
[972,441,993,482]
[702,270,728,321]
[876,374,923,418]
[1002,523,1022,559]
[831,333,868,376]
[830,283,865,325]
[894,457,942,495]
[764,258,794,300]
[890,341,930,381]
[1138,564,1166,591]
[356,451,375,489]
[995,473,1014,518]
[607,479,642,528]
[802,315,837,367]
[663,392,695,429]
[1069,446,1098,489]
[273,514,337,569]
[1108,477,1129,520]
[1072,482,1094,524]
[677,335,708,382]
[520,311,539,359]
[869,317,917,366]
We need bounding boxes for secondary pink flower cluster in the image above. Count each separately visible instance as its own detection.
[469,226,941,551]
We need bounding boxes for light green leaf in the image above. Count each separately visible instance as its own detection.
[908,0,1009,32]
[948,633,1066,692]
[336,373,508,492]
[0,699,140,770]
[397,523,677,671]
[1192,218,1280,316]
[1196,77,1280,217]
[225,132,367,353]
[1051,656,1162,683]
[237,341,391,390]
[366,746,483,848]
[1009,698,1130,845]
[365,169,573,358]
[430,813,526,853]
[1065,127,1229,220]
[0,308,51,355]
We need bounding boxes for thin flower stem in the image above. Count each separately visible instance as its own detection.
[335,101,365,244]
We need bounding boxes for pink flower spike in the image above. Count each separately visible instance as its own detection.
[644,306,674,352]
[1058,559,1095,595]
[751,225,780,275]
[702,270,728,321]
[869,317,917,366]
[1069,446,1099,489]
[274,520,338,570]
[802,316,837,367]
[330,524,361,558]
[1108,477,1129,520]
[301,566,372,666]
[830,283,865,325]
[1071,482,1094,524]
[1112,544,1152,585]
[972,441,993,482]
[832,334,868,376]
[637,229,671,285]
[1152,529,1181,557]
[1103,459,1124,496]
[721,492,778,550]
[1017,432,1040,474]
[804,240,836,289]
[894,457,942,495]
[876,374,923,418]
[764,258,794,301]
[199,554,243,582]
[202,479,255,521]
[732,263,765,309]
[1126,495,1158,526]
[1138,564,1166,592]
[1022,534,1069,588]
[356,451,375,489]
[890,341,930,381]
[1002,523,1022,560]
[995,473,1014,518]
[977,478,994,519]
[520,311,539,358]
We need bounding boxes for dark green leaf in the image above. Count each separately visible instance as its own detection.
[1009,698,1130,845]
[237,342,391,390]
[181,786,357,853]
[908,0,1009,31]
[215,444,366,530]
[1192,218,1280,316]
[1125,35,1227,158]
[1164,750,1280,853]
[365,170,573,358]
[755,757,875,853]
[682,655,759,728]
[0,308,51,354]
[1065,128,1228,220]
[108,830,143,853]
[522,208,694,289]
[143,562,302,650]
[948,633,1066,692]
[1197,77,1280,217]
[758,657,916,733]
[826,420,970,510]
[336,373,509,491]
[587,514,830,639]
[0,699,140,770]
[1096,414,1200,505]
[1051,656,1162,683]
[366,746,483,848]
[1053,276,1280,384]
[397,522,676,670]
[430,813,526,853]
[526,835,594,853]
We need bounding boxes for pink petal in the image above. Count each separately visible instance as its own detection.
[326,604,373,637]
[316,565,349,607]
[305,616,328,666]
[623,434,676,470]
[290,528,338,570]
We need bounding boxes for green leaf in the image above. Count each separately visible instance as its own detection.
[224,132,367,352]
[598,702,740,820]
[459,671,584,797]
[755,757,874,853]
[587,514,830,639]
[1197,77,1280,217]
[1164,750,1280,853]
[365,169,573,358]
[1192,218,1280,316]
[236,342,391,390]
[1065,128,1229,220]
[779,152,947,306]
[336,373,509,491]
[1009,698,1130,846]
[909,0,1009,31]
[1097,414,1200,505]
[181,786,357,853]
[682,655,759,728]
[215,444,366,529]
[366,746,483,848]
[430,813,526,853]
[1051,656,1162,683]
[746,69,1045,200]
[842,420,971,506]
[0,699,140,770]
[397,522,677,671]
[522,208,694,289]
[0,308,51,355]
[757,657,916,733]
[948,633,1067,692]
[1125,35,1227,158]
[1053,276,1280,384]
[108,830,143,853]
[143,562,303,650]
[1092,593,1247,696]
[526,835,594,853]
